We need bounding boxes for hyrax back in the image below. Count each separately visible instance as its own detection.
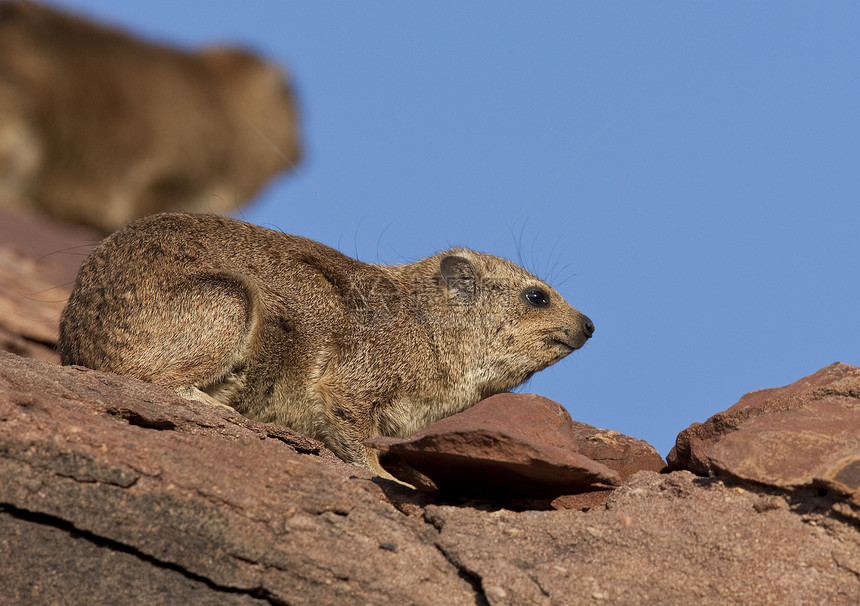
[59,213,594,476]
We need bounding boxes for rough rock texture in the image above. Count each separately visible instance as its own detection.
[557,412,666,481]
[2,210,860,604]
[668,362,860,506]
[2,351,859,604]
[368,393,664,498]
[428,471,860,605]
[0,352,476,606]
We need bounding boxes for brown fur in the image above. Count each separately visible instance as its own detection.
[59,213,594,478]
[0,2,300,232]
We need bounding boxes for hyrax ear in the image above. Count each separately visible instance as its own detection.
[440,255,477,299]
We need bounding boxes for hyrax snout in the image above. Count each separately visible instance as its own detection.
[59,213,593,478]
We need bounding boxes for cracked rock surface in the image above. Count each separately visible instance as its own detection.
[0,352,477,605]
[427,471,860,605]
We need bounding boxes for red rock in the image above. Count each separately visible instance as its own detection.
[0,208,102,362]
[2,348,860,604]
[369,393,668,497]
[0,248,68,348]
[425,471,860,605]
[0,208,101,281]
[566,423,666,481]
[551,488,615,510]
[668,362,860,505]
[0,351,478,605]
[2,197,859,604]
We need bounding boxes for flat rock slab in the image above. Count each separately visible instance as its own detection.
[369,393,664,498]
[668,362,860,505]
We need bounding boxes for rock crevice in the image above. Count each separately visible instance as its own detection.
[1,502,277,604]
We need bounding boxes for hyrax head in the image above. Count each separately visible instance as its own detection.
[416,248,594,392]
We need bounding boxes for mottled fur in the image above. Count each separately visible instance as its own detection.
[0,2,300,232]
[59,214,594,477]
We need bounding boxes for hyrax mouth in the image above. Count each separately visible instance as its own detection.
[549,335,579,353]
[548,319,594,353]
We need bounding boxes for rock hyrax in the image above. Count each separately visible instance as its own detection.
[0,2,300,232]
[59,213,594,477]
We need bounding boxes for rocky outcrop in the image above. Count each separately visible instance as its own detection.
[1,209,859,604]
[1,352,859,604]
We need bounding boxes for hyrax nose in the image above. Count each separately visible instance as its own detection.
[581,316,595,339]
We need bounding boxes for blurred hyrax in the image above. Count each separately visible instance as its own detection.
[0,2,300,232]
[59,214,595,477]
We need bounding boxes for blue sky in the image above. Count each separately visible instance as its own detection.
[51,1,859,457]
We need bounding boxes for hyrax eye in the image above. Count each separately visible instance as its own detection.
[522,288,550,308]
